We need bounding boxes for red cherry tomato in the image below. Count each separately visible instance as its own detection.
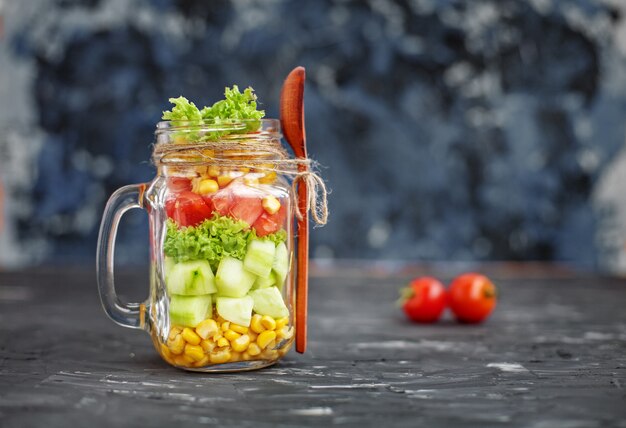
[165,191,213,227]
[399,277,447,323]
[448,273,497,323]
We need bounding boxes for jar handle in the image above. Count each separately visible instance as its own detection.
[96,183,149,330]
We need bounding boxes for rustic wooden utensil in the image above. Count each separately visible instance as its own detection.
[279,66,309,353]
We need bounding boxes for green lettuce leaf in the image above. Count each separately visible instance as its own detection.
[162,96,203,122]
[161,86,265,141]
[201,85,264,130]
[163,215,286,272]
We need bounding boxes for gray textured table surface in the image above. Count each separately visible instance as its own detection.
[0,264,625,427]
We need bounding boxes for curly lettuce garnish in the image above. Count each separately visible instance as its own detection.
[162,86,265,141]
[162,96,204,122]
[201,86,265,123]
[163,214,286,271]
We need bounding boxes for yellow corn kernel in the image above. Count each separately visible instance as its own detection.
[193,166,208,175]
[250,314,265,334]
[173,353,195,366]
[247,330,258,342]
[260,315,277,331]
[172,354,186,366]
[212,332,223,342]
[276,326,294,340]
[182,327,201,346]
[207,165,220,177]
[200,339,215,353]
[195,319,219,340]
[167,334,185,355]
[247,343,261,356]
[241,352,252,361]
[262,196,281,215]
[210,350,232,364]
[168,326,182,340]
[182,354,196,364]
[217,174,234,188]
[160,343,172,359]
[243,176,259,186]
[194,178,219,195]
[224,329,241,342]
[261,349,279,360]
[221,321,231,332]
[217,337,230,348]
[193,355,210,368]
[257,330,277,350]
[162,353,176,366]
[184,344,205,362]
[259,171,277,184]
[230,351,242,362]
[230,323,248,334]
[275,317,289,330]
[190,176,200,191]
[231,334,251,353]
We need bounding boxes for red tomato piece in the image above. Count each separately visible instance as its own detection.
[200,195,215,214]
[166,177,192,193]
[253,202,287,237]
[447,273,497,323]
[229,195,264,226]
[208,182,270,226]
[209,188,234,216]
[165,191,213,227]
[399,277,447,323]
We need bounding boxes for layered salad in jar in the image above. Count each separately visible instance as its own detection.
[154,87,294,369]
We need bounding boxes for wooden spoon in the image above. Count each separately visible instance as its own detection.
[280,66,308,353]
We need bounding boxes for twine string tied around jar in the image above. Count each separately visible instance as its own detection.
[152,138,328,225]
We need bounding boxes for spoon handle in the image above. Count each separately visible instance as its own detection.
[279,66,309,353]
[295,178,309,353]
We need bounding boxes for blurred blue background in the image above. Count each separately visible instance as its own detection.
[1,0,626,271]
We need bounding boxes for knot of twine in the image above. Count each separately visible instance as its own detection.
[152,137,328,225]
[290,164,329,225]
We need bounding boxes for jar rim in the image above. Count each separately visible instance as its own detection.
[153,118,287,164]
[155,118,280,133]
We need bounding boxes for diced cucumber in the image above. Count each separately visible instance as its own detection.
[169,294,212,327]
[215,257,256,297]
[166,260,217,296]
[249,286,289,319]
[164,256,175,284]
[243,239,276,278]
[272,242,290,287]
[216,296,254,327]
[252,271,277,290]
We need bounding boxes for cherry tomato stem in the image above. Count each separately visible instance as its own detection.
[400,277,447,323]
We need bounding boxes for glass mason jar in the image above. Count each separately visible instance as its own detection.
[97,119,296,372]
